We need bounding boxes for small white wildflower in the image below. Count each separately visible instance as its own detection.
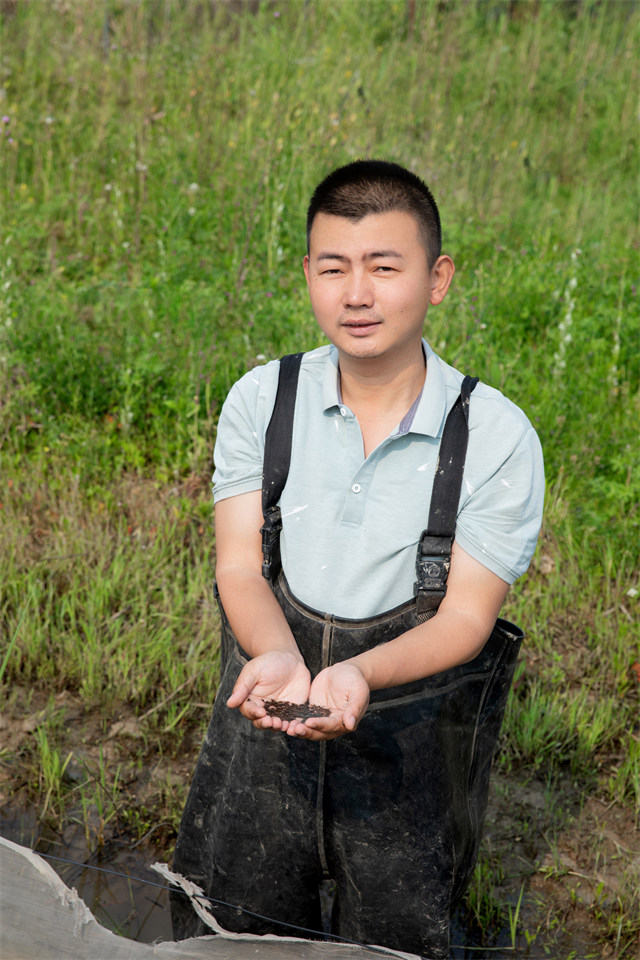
[122,241,130,250]
[188,206,196,216]
[255,353,266,361]
[188,182,199,193]
[609,314,622,390]
[135,160,148,172]
[105,183,112,192]
[44,115,55,125]
[627,587,638,598]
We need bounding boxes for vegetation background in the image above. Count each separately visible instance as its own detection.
[0,0,638,956]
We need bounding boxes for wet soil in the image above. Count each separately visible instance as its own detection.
[262,699,332,721]
[1,688,638,957]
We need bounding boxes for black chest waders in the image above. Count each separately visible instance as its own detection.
[171,354,524,959]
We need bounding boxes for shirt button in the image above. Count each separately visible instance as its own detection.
[351,483,362,494]
[340,407,347,417]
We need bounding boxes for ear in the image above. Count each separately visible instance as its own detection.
[429,255,455,306]
[303,254,310,286]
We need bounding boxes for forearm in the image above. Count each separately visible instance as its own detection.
[348,542,509,692]
[347,606,494,691]
[216,565,302,661]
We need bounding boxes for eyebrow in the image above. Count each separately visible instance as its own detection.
[316,249,404,262]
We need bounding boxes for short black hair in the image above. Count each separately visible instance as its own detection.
[306,159,442,267]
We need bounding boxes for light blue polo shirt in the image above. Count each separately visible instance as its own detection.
[212,341,544,619]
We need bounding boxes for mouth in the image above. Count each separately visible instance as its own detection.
[341,319,381,335]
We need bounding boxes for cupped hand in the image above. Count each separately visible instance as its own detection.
[227,650,311,730]
[284,662,370,742]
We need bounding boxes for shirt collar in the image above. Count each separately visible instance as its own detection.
[410,339,448,438]
[322,346,342,411]
[321,339,448,438]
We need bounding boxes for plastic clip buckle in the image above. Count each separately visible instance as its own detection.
[260,506,282,579]
[414,532,453,596]
[413,556,451,595]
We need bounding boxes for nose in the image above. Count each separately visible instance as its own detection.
[343,269,374,309]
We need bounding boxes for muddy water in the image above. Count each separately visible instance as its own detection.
[1,805,172,943]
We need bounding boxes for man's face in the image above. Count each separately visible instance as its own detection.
[303,210,452,365]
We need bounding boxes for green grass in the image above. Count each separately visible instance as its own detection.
[1,1,639,956]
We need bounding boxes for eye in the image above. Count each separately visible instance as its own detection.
[374,265,395,273]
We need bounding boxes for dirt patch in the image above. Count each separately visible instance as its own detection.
[0,685,205,846]
[467,771,640,957]
[529,797,640,957]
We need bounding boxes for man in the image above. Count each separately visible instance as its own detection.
[172,160,544,958]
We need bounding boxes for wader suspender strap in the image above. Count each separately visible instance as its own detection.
[260,353,304,579]
[414,375,478,614]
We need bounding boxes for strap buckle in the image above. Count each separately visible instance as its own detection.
[413,533,453,607]
[260,506,282,580]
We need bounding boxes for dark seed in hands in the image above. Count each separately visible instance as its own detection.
[262,700,331,721]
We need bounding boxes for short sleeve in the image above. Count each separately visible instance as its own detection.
[454,395,545,584]
[212,361,280,503]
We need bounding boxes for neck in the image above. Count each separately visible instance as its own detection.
[338,345,426,413]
